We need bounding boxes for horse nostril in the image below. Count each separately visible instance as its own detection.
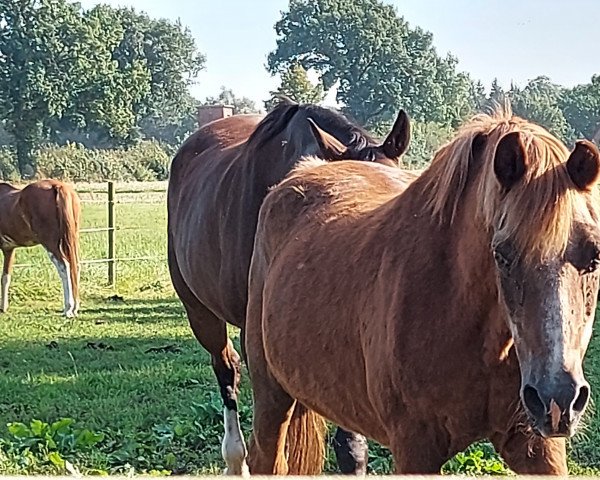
[523,384,546,418]
[573,384,590,413]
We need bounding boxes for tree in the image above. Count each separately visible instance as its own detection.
[481,78,507,112]
[264,62,324,111]
[137,92,199,146]
[48,4,152,149]
[0,0,206,174]
[559,75,600,142]
[56,5,205,147]
[0,0,89,175]
[507,76,574,143]
[268,0,478,128]
[203,86,260,114]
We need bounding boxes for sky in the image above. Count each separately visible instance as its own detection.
[78,0,600,106]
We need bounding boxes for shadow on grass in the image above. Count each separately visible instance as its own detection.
[0,335,249,474]
[0,334,252,447]
[78,297,186,323]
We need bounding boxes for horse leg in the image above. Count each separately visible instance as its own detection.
[168,248,247,475]
[45,247,76,317]
[73,263,81,315]
[389,428,448,474]
[186,303,247,475]
[490,430,567,474]
[332,428,369,474]
[246,348,296,474]
[1,248,15,313]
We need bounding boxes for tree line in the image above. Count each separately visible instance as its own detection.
[268,0,600,166]
[1,0,598,177]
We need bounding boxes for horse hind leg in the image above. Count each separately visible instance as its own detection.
[1,248,15,313]
[333,427,369,474]
[188,307,248,475]
[169,251,247,475]
[216,337,248,476]
[45,247,76,317]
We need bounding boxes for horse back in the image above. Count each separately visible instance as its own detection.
[255,159,418,256]
[169,114,263,187]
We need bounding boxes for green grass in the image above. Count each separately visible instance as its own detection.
[1,181,600,474]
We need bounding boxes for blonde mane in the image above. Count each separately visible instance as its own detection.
[423,104,599,261]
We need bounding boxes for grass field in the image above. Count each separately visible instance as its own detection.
[1,182,600,475]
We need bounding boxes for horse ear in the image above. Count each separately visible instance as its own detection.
[307,117,348,159]
[379,110,411,159]
[567,140,600,191]
[494,131,528,190]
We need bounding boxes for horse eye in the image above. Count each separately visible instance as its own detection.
[582,254,600,274]
[493,249,512,271]
[578,244,600,275]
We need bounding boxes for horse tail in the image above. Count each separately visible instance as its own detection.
[286,402,327,475]
[53,184,81,303]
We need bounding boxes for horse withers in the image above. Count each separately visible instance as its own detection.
[0,180,80,317]
[245,106,600,475]
[167,98,411,475]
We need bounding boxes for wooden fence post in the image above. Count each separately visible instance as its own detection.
[107,181,116,286]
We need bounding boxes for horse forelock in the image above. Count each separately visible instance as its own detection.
[423,104,600,262]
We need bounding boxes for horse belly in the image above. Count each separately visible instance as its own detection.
[172,205,250,327]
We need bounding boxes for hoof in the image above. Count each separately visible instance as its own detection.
[223,462,249,477]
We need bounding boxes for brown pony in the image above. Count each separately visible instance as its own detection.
[167,98,411,475]
[0,179,81,317]
[245,107,600,475]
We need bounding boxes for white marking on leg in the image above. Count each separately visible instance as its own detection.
[74,265,81,315]
[46,251,76,317]
[222,407,249,476]
[1,273,10,312]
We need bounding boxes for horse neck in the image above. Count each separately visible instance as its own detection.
[393,175,512,364]
[0,184,18,206]
[447,184,515,365]
[242,129,318,192]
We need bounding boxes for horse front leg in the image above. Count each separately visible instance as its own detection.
[1,248,15,313]
[491,429,567,474]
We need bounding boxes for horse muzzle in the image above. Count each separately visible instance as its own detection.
[521,376,590,438]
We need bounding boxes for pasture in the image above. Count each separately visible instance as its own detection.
[0,181,600,475]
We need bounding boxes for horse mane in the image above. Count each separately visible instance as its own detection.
[245,98,377,153]
[300,104,378,151]
[423,103,599,261]
[246,100,301,150]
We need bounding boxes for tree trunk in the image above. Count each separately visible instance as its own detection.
[15,136,35,179]
[592,125,600,145]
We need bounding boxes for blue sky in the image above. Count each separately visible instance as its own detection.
[78,0,600,106]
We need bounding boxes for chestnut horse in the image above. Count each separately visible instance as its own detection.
[0,179,80,317]
[167,98,411,475]
[246,107,600,475]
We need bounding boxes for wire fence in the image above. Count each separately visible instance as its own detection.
[13,181,168,286]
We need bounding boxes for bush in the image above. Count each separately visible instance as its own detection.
[0,147,20,181]
[0,141,172,182]
[402,121,455,169]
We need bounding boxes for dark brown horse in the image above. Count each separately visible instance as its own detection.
[0,179,81,317]
[245,107,600,475]
[167,98,411,475]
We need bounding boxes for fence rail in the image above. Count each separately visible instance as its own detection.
[14,181,167,286]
